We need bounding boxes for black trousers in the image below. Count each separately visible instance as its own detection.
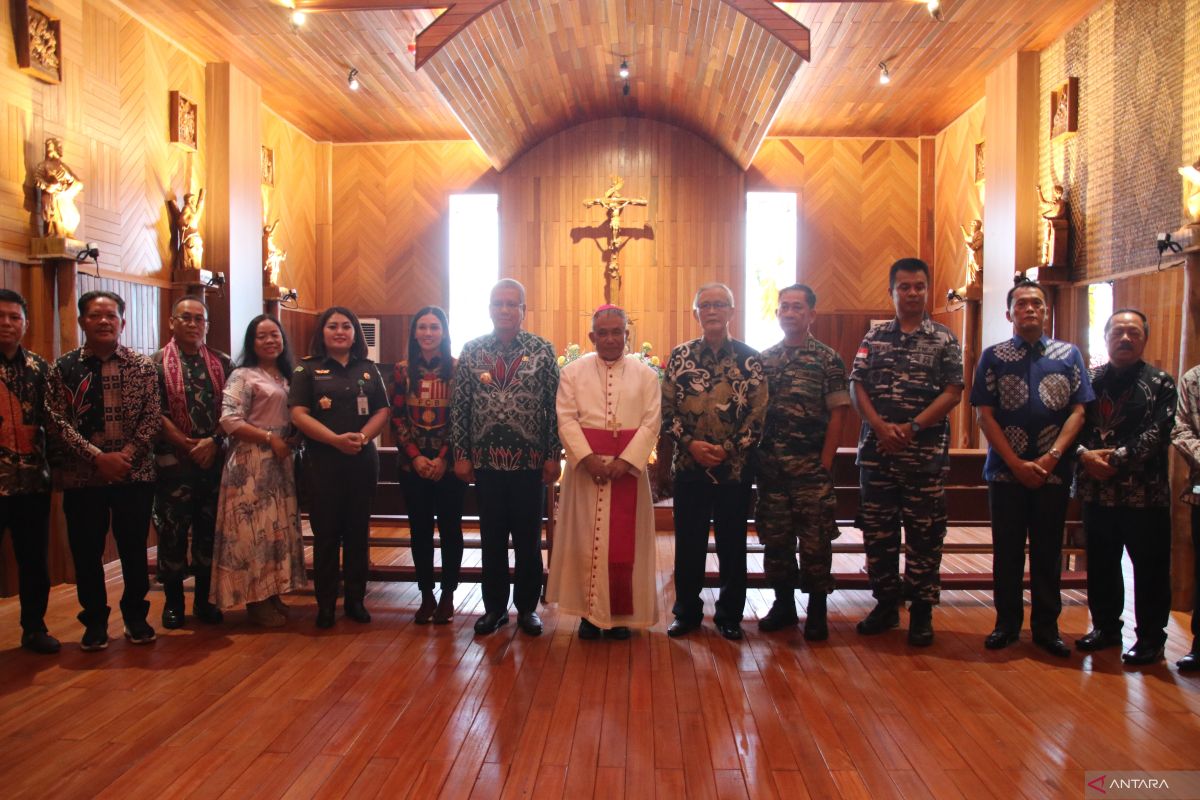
[1191,506,1200,641]
[0,493,51,633]
[400,468,465,592]
[63,482,155,627]
[307,446,378,609]
[672,480,751,626]
[474,469,544,615]
[988,481,1070,637]
[1083,503,1171,646]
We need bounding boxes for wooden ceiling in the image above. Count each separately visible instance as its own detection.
[115,0,1103,163]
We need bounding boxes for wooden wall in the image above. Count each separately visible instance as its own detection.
[748,137,921,313]
[1038,0,1199,281]
[933,101,986,305]
[261,108,318,309]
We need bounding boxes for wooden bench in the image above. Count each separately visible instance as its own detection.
[286,447,1085,591]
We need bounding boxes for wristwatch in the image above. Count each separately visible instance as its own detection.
[1048,446,1062,460]
[909,420,922,434]
[1074,444,1088,458]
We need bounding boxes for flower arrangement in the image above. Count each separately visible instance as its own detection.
[557,341,664,381]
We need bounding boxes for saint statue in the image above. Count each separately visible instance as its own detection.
[960,219,984,287]
[33,137,83,238]
[263,220,287,287]
[1037,184,1067,267]
[168,189,205,274]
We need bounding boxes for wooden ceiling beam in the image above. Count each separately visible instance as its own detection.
[296,0,813,68]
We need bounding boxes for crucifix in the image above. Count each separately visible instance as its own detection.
[583,175,647,303]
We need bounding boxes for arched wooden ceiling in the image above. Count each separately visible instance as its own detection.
[412,0,811,170]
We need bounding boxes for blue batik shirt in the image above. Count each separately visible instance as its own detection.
[969,334,1094,484]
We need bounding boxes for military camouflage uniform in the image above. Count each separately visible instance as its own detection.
[850,317,963,605]
[151,348,231,585]
[756,335,850,594]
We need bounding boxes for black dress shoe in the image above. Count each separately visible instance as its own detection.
[344,602,371,624]
[1033,634,1071,658]
[517,611,543,636]
[473,611,509,635]
[193,602,224,625]
[578,618,602,640]
[316,607,336,629]
[757,605,799,633]
[1075,629,1122,652]
[667,618,699,638]
[604,626,631,641]
[856,602,899,635]
[161,606,185,630]
[715,621,743,641]
[20,631,61,654]
[1177,650,1200,672]
[984,629,1019,650]
[1122,641,1165,665]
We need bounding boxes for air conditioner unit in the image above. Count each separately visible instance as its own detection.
[359,317,381,363]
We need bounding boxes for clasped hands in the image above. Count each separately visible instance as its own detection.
[412,454,447,482]
[582,453,633,484]
[873,422,915,455]
[687,440,727,468]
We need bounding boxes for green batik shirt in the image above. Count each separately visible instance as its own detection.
[758,335,850,480]
[662,336,767,484]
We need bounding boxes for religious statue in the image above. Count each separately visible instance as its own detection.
[960,219,984,287]
[168,189,205,274]
[583,175,647,303]
[32,137,83,238]
[1037,184,1068,267]
[1181,157,1200,224]
[263,220,287,287]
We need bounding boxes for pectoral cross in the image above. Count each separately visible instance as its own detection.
[608,415,620,438]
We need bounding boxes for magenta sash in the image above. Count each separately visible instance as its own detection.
[582,427,638,616]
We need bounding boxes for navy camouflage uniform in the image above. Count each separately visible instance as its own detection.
[850,317,963,605]
[756,336,850,594]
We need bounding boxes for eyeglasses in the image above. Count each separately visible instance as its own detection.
[777,303,809,313]
[696,301,731,311]
[173,314,208,325]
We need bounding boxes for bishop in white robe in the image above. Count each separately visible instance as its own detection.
[547,309,661,634]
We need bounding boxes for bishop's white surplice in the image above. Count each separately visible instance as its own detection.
[546,352,661,628]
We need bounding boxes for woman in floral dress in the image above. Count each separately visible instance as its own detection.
[211,315,307,626]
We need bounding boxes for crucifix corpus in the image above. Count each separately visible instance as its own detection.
[583,175,647,303]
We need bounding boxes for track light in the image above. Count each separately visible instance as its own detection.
[291,10,306,27]
[878,62,891,85]
[926,0,943,21]
[347,67,360,91]
[618,59,629,80]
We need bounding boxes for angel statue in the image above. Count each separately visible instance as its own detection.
[263,220,287,287]
[168,189,205,274]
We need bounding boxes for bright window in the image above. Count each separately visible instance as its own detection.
[744,191,797,351]
[448,193,499,357]
[1087,282,1114,368]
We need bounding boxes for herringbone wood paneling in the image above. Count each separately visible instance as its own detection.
[263,108,317,308]
[934,100,986,304]
[749,137,920,312]
[330,141,496,315]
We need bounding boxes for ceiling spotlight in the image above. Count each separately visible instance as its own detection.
[618,59,630,80]
[926,0,943,21]
[878,62,891,85]
[291,10,306,27]
[348,67,360,91]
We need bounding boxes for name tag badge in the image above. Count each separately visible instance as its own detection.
[357,395,369,416]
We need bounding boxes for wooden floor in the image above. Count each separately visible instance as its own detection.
[0,528,1198,800]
